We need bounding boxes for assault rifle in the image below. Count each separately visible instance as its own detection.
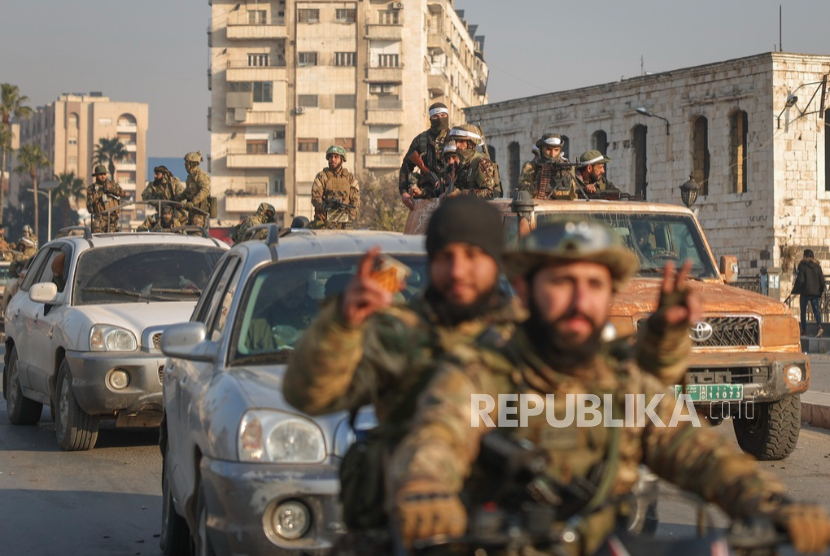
[407,150,440,189]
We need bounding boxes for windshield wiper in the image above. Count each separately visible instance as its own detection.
[149,288,203,296]
[81,287,146,299]
[231,350,292,367]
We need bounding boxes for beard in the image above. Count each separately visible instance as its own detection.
[424,283,501,326]
[523,295,603,371]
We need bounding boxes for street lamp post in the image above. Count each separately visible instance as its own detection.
[635,106,670,135]
[27,188,53,242]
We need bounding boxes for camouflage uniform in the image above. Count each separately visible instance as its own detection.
[0,232,13,262]
[447,125,502,200]
[311,166,359,228]
[399,102,451,199]
[232,202,276,243]
[176,152,211,228]
[518,156,578,200]
[141,172,183,202]
[87,170,124,233]
[137,207,177,232]
[10,230,37,277]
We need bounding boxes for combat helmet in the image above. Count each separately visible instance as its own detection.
[23,224,33,234]
[442,141,458,159]
[184,151,203,164]
[448,124,483,147]
[93,164,108,175]
[325,145,347,162]
[503,219,639,291]
[257,202,277,219]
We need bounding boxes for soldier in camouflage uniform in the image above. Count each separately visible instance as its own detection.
[0,223,13,261]
[137,204,177,232]
[142,165,185,223]
[576,150,620,199]
[311,145,359,229]
[87,165,123,233]
[175,151,211,228]
[519,133,579,200]
[399,102,452,209]
[9,225,37,277]
[445,124,502,200]
[389,220,830,555]
[232,202,276,243]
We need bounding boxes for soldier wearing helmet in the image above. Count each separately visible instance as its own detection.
[232,202,277,243]
[576,150,620,199]
[175,151,211,228]
[311,145,359,229]
[389,220,830,556]
[9,224,38,277]
[137,204,178,232]
[399,102,452,210]
[518,133,578,200]
[444,124,502,200]
[87,164,124,232]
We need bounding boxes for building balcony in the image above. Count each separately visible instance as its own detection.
[117,124,138,133]
[364,152,402,169]
[225,17,287,40]
[117,162,137,171]
[366,65,404,83]
[427,33,447,53]
[365,99,403,125]
[225,110,287,126]
[226,152,288,169]
[428,73,447,96]
[227,64,287,83]
[427,0,445,14]
[366,24,403,41]
[124,143,137,152]
[225,194,288,214]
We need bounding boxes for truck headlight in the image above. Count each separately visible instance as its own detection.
[786,365,804,384]
[239,410,325,463]
[90,325,137,351]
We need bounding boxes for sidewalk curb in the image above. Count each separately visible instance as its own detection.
[802,401,830,430]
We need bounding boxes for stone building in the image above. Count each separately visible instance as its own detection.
[465,52,830,297]
[208,0,488,224]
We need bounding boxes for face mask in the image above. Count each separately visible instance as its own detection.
[431,117,449,132]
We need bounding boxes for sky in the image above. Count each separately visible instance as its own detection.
[1,1,828,157]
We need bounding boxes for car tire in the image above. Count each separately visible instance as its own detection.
[733,394,801,461]
[55,359,100,451]
[194,487,216,556]
[160,459,192,556]
[6,346,43,425]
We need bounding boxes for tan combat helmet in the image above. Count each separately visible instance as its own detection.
[184,151,203,164]
[448,124,484,147]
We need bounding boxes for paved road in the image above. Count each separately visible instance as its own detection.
[809,354,830,393]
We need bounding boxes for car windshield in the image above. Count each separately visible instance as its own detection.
[230,254,427,366]
[532,211,719,279]
[74,245,224,305]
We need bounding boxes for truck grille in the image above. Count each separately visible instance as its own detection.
[152,333,162,351]
[638,316,760,347]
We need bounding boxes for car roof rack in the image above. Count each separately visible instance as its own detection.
[158,225,211,238]
[242,223,281,245]
[56,226,93,240]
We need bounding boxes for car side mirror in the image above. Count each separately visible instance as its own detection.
[720,255,739,283]
[161,322,219,363]
[29,282,58,304]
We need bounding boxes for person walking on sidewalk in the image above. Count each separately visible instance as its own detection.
[790,249,826,337]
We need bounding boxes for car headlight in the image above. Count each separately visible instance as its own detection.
[238,410,326,463]
[90,324,138,351]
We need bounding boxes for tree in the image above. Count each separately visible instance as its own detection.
[54,172,86,228]
[0,84,34,223]
[92,137,128,181]
[14,144,50,242]
[354,172,409,232]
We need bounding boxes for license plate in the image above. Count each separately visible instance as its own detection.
[673,384,744,401]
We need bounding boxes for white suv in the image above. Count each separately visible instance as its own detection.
[3,229,227,451]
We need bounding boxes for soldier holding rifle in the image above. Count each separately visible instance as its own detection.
[399,102,451,209]
[87,164,123,233]
[311,145,359,229]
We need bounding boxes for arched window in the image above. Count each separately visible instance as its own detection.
[68,113,79,128]
[508,141,521,196]
[117,113,137,126]
[560,135,570,160]
[487,145,496,162]
[591,130,608,155]
[632,125,648,199]
[730,110,748,194]
[692,116,710,196]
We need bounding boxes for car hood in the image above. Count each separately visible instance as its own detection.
[613,279,791,317]
[75,301,197,333]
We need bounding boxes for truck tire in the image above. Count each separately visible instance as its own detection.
[160,460,192,556]
[6,346,43,425]
[733,394,800,461]
[55,359,100,451]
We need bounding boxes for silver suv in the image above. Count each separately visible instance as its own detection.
[159,226,427,556]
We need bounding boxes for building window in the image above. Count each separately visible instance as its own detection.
[378,10,399,25]
[335,52,356,67]
[335,8,356,23]
[729,111,748,194]
[335,95,356,109]
[632,125,648,199]
[591,130,608,155]
[560,135,570,160]
[508,142,521,197]
[68,138,78,145]
[298,52,318,66]
[248,53,270,67]
[68,113,79,128]
[298,95,318,108]
[692,116,710,196]
[228,82,253,93]
[246,181,268,195]
[253,81,273,102]
[248,10,267,24]
[297,9,319,23]
[246,140,268,154]
[98,118,112,125]
[377,54,399,67]
[298,138,319,152]
[68,156,78,164]
[335,137,356,152]
[377,138,399,153]
[369,83,396,94]
[273,180,286,195]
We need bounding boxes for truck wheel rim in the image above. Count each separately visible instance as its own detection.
[59,377,70,433]
[8,361,20,409]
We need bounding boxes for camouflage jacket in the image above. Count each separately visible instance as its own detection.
[15,235,37,259]
[176,168,211,211]
[283,294,525,425]
[399,128,449,195]
[452,152,501,200]
[0,236,13,261]
[518,157,578,200]
[86,179,124,214]
[389,325,786,554]
[233,213,271,243]
[311,166,360,222]
[137,214,177,232]
[575,173,620,199]
[142,177,184,202]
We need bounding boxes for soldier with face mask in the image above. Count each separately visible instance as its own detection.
[87,165,124,232]
[399,102,452,209]
[444,124,502,200]
[232,202,277,243]
[175,151,211,228]
[518,133,579,200]
[311,145,359,229]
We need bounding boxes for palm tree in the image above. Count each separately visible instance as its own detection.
[54,172,86,228]
[92,137,128,181]
[14,144,50,241]
[1,84,34,223]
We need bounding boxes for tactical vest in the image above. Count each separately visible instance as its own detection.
[322,168,353,200]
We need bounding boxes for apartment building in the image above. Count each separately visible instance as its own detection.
[12,93,149,208]
[208,0,488,223]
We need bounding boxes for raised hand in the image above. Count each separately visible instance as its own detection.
[658,260,702,327]
[339,247,394,326]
